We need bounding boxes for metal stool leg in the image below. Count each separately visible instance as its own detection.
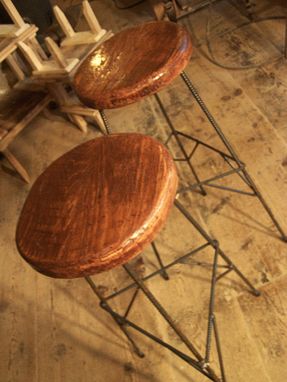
[85,275,145,358]
[84,197,260,382]
[179,71,287,242]
[123,263,221,382]
[154,93,207,196]
[174,198,261,297]
[99,110,113,135]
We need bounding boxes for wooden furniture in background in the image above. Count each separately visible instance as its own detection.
[0,0,29,37]
[53,0,106,47]
[15,0,111,133]
[0,0,51,182]
[18,39,79,78]
[0,0,47,61]
[0,0,110,183]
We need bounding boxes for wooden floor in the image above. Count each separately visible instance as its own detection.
[1,1,287,381]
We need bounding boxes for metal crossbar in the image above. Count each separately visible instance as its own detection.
[85,199,260,382]
[150,71,287,241]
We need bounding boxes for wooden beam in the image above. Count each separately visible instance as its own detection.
[45,37,67,68]
[0,0,25,27]
[53,5,75,38]
[0,25,38,63]
[6,53,25,81]
[17,41,43,71]
[82,0,102,34]
[2,148,30,183]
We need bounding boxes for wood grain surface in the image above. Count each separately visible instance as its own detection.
[73,21,192,109]
[16,133,178,278]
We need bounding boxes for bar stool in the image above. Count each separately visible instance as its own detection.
[73,20,287,241]
[16,133,259,382]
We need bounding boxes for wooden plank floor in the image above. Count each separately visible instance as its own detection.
[1,1,287,381]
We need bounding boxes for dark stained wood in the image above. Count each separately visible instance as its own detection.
[73,21,192,109]
[16,133,178,278]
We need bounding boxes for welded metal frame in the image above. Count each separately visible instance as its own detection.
[99,72,286,242]
[85,198,260,382]
[151,70,286,241]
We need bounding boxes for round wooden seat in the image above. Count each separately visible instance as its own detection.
[73,21,192,110]
[16,134,178,278]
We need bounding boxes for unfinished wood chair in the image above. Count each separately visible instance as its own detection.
[53,0,106,47]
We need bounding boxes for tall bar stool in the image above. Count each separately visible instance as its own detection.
[16,133,259,382]
[73,20,287,242]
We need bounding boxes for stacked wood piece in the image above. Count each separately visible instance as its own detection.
[0,0,110,182]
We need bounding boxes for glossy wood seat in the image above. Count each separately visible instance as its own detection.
[73,21,192,110]
[16,133,178,278]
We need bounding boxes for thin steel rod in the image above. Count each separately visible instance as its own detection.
[221,154,252,187]
[216,268,233,282]
[213,315,227,382]
[205,242,219,364]
[154,93,207,196]
[179,166,245,194]
[85,276,144,357]
[176,130,235,161]
[181,259,230,269]
[189,141,199,159]
[105,243,210,301]
[151,241,169,280]
[164,132,173,146]
[203,182,255,196]
[123,264,220,381]
[100,304,215,380]
[99,110,112,135]
[124,287,140,318]
[180,71,287,241]
[174,199,261,297]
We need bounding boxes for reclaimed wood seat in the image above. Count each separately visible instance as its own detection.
[16,133,178,278]
[73,21,192,109]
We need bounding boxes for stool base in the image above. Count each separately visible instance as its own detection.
[85,199,260,382]
[155,71,287,242]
